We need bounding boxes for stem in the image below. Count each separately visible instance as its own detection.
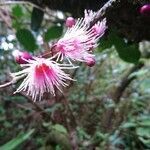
[0,1,44,11]
[0,8,12,29]
[0,81,13,88]
[20,92,55,122]
[101,62,144,132]
[90,0,119,27]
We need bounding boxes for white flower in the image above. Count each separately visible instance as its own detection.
[12,57,76,101]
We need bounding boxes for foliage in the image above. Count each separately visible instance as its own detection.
[16,29,37,52]
[0,129,34,150]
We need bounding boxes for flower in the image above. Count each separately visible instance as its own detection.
[13,50,32,64]
[12,57,75,101]
[65,17,76,28]
[84,56,96,67]
[84,10,96,25]
[84,10,107,37]
[54,17,106,63]
[91,19,107,37]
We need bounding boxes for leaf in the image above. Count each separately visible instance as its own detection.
[44,26,63,41]
[136,127,150,138]
[98,37,113,51]
[45,104,62,113]
[121,122,137,128]
[12,5,23,18]
[139,137,150,147]
[98,31,123,52]
[52,124,67,134]
[31,8,44,31]
[46,130,71,150]
[0,129,34,150]
[116,44,141,63]
[16,29,37,52]
[99,31,141,63]
[139,118,150,127]
[140,79,150,93]
[111,32,141,63]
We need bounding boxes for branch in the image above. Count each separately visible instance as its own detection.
[101,62,144,132]
[110,62,144,103]
[89,0,119,28]
[0,1,44,11]
[0,8,12,29]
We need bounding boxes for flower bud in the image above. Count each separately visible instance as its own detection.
[91,19,107,37]
[140,4,150,16]
[85,56,96,67]
[65,17,75,28]
[13,50,32,64]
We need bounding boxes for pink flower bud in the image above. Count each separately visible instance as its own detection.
[91,19,107,37]
[85,56,96,67]
[140,4,150,16]
[13,50,32,64]
[65,17,75,28]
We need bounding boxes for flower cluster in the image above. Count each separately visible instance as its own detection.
[54,11,106,64]
[12,9,107,101]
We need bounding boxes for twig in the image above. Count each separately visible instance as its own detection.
[0,0,44,12]
[110,62,144,103]
[0,8,12,29]
[89,0,119,27]
[60,94,79,150]
[20,92,45,112]
[101,62,144,132]
[20,92,55,122]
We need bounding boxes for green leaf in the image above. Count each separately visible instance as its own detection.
[98,37,113,51]
[139,137,150,147]
[110,33,125,49]
[99,31,141,63]
[45,104,62,113]
[111,32,141,63]
[136,127,150,138]
[52,124,67,134]
[116,44,141,63]
[46,130,71,150]
[98,31,123,52]
[31,8,44,31]
[0,129,34,150]
[121,122,137,128]
[44,26,63,41]
[139,118,150,127]
[12,5,23,18]
[16,29,37,52]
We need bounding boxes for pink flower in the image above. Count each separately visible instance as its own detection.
[65,17,76,28]
[13,50,32,64]
[84,10,107,37]
[12,57,75,101]
[91,19,107,37]
[55,17,106,63]
[84,10,96,25]
[55,37,94,63]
